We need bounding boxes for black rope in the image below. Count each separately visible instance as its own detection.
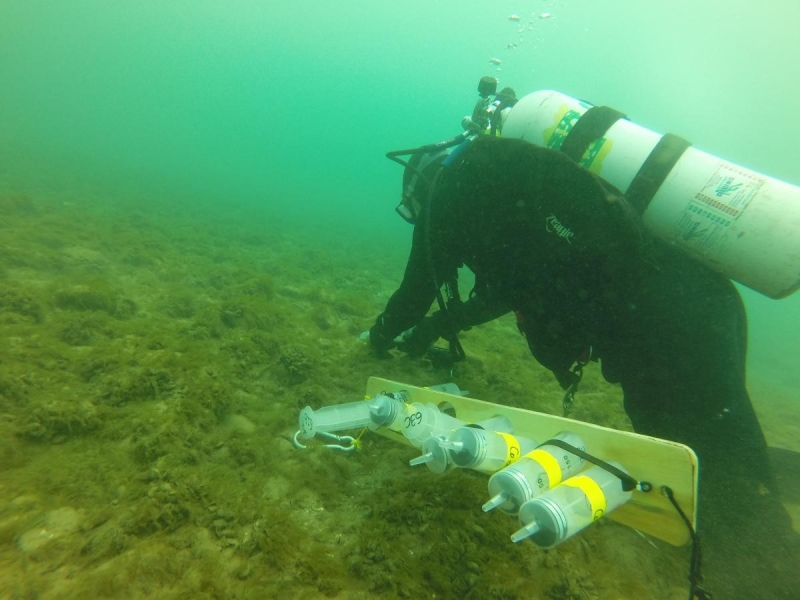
[662,486,712,600]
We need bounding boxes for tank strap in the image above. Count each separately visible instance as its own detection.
[560,105,626,163]
[626,133,692,214]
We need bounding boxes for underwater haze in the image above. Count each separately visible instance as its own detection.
[1,1,799,599]
[3,0,800,384]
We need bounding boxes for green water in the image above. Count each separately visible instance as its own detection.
[1,1,799,598]
[3,0,799,386]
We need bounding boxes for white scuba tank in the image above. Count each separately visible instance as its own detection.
[502,90,800,299]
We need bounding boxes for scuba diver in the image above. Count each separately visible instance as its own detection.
[367,85,800,599]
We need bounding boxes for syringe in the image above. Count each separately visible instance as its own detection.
[510,461,633,548]
[483,431,587,514]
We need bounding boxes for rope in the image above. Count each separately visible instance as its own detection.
[662,486,712,600]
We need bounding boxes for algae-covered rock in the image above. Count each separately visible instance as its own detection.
[20,398,101,441]
[0,193,37,216]
[236,273,276,299]
[161,292,197,319]
[0,287,44,323]
[219,296,281,330]
[279,345,314,384]
[334,289,374,318]
[61,245,110,274]
[53,281,137,319]
[99,368,174,406]
[54,283,115,312]
[0,376,28,404]
[219,301,246,328]
[59,313,113,346]
[189,305,224,339]
[310,304,338,330]
[124,480,191,535]
[17,506,81,555]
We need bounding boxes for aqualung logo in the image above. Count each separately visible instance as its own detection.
[545,214,575,244]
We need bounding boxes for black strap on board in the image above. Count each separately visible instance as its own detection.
[539,438,652,493]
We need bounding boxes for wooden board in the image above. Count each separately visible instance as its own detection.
[365,376,698,546]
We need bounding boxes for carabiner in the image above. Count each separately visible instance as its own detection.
[292,430,359,453]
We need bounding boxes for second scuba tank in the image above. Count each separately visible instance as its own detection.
[502,89,800,299]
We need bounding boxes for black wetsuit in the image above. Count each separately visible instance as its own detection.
[371,136,799,599]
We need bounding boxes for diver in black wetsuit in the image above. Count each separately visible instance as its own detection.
[368,135,799,599]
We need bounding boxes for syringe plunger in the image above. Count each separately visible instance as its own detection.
[368,394,407,429]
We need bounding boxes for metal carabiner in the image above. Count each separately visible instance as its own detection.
[562,361,586,417]
[292,430,359,453]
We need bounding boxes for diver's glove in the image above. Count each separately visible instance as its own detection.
[397,312,448,357]
[368,315,396,357]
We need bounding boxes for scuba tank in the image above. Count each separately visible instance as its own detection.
[501,90,800,299]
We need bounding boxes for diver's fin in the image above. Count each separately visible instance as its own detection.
[768,446,800,503]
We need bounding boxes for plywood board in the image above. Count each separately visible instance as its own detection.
[364,376,698,546]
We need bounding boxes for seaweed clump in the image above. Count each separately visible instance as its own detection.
[59,314,113,346]
[278,345,314,384]
[124,478,192,535]
[98,368,174,407]
[53,281,137,319]
[20,398,102,441]
[0,288,44,323]
[0,193,37,215]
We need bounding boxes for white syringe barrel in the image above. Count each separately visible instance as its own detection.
[512,461,633,548]
[409,414,515,474]
[446,428,539,473]
[298,401,372,440]
[401,402,465,447]
[485,430,587,514]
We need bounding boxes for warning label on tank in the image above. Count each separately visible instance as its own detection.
[693,164,764,219]
[673,164,765,252]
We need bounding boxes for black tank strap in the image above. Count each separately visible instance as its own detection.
[626,133,692,214]
[560,105,626,163]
